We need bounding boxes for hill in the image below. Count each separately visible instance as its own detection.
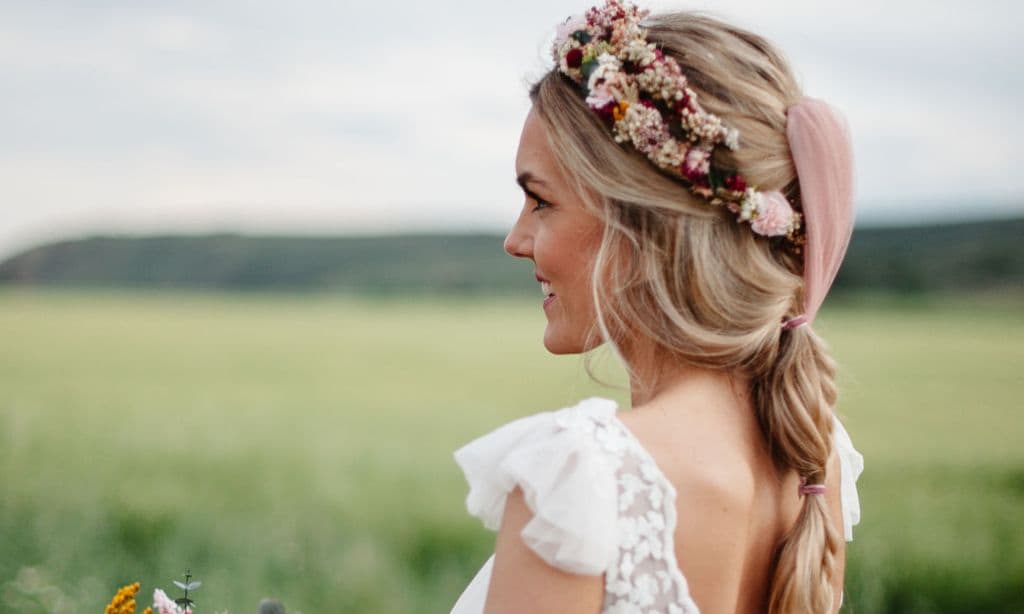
[1,218,1021,295]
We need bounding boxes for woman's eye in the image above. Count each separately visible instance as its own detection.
[531,198,550,212]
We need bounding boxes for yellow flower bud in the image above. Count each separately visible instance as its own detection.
[612,101,630,122]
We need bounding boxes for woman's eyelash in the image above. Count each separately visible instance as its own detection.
[525,191,550,211]
[520,184,551,212]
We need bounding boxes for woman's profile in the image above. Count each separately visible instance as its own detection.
[451,2,864,612]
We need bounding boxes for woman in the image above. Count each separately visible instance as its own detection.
[452,2,864,612]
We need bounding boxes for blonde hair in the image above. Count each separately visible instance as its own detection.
[529,11,841,613]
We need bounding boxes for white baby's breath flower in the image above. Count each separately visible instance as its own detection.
[739,189,758,221]
[587,52,623,91]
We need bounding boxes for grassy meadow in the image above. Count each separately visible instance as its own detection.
[0,289,1021,613]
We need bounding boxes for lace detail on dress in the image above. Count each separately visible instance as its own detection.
[452,397,863,614]
[555,404,701,614]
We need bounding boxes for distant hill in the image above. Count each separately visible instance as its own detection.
[832,217,1023,294]
[1,218,1021,295]
[0,233,531,294]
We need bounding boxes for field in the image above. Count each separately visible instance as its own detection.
[1,289,1022,613]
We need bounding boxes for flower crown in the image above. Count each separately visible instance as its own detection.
[551,0,803,243]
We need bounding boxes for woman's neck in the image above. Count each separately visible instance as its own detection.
[622,343,762,462]
[622,342,749,411]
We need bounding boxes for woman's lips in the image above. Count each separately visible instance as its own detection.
[540,280,555,308]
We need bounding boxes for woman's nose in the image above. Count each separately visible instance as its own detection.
[503,224,532,259]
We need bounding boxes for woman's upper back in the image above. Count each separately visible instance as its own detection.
[451,396,863,614]
[617,385,850,612]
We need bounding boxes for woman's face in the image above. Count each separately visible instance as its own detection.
[505,106,606,355]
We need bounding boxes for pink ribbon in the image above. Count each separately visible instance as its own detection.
[784,97,856,329]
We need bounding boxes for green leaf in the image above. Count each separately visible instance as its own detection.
[581,58,598,82]
[572,31,592,44]
[708,166,724,191]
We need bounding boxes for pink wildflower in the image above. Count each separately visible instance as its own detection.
[750,191,795,236]
[152,588,188,614]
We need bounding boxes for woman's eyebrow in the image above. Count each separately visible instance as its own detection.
[515,171,550,192]
[515,175,548,205]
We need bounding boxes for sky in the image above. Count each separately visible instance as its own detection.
[1,0,1021,259]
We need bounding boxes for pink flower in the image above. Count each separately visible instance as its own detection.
[153,588,188,614]
[586,82,615,109]
[553,14,587,51]
[684,147,710,176]
[750,191,795,236]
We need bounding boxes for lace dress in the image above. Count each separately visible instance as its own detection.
[450,397,864,614]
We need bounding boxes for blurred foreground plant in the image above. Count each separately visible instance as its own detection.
[104,571,200,614]
[103,571,285,613]
[104,582,150,614]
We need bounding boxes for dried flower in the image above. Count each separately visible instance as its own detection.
[551,0,804,244]
[566,47,584,68]
[751,191,798,237]
[552,14,588,54]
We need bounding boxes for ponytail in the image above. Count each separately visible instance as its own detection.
[753,324,841,613]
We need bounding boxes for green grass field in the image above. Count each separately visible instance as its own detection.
[1,289,1021,613]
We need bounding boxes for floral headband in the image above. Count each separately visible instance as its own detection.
[551,0,803,243]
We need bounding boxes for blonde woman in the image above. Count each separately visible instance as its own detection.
[452,2,864,613]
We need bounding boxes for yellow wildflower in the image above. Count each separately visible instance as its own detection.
[104,582,141,614]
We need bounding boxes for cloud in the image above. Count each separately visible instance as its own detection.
[0,0,1021,258]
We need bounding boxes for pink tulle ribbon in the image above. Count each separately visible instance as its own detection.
[784,96,856,329]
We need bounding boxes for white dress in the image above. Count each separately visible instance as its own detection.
[450,397,864,614]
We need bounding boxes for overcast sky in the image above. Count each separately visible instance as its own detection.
[1,0,1021,258]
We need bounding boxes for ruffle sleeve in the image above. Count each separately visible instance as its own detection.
[832,414,864,542]
[453,398,620,575]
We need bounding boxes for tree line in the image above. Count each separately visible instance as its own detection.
[1,218,1021,296]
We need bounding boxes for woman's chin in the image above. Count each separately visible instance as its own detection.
[543,327,584,355]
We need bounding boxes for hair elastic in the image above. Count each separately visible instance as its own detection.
[781,314,809,330]
[799,477,826,496]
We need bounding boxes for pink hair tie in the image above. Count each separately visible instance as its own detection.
[781,314,809,331]
[799,477,826,496]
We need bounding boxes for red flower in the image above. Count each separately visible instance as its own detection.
[673,93,694,114]
[594,100,617,121]
[566,48,584,69]
[680,163,707,184]
[724,174,747,192]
